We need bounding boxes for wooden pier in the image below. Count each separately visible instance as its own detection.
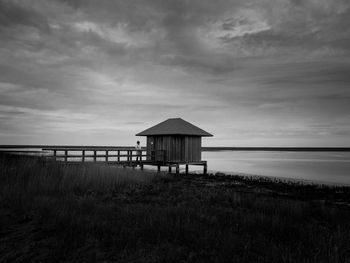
[0,145,207,174]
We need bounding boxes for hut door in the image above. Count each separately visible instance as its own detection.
[147,137,155,161]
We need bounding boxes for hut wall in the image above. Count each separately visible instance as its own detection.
[146,136,153,161]
[184,136,201,162]
[147,135,201,162]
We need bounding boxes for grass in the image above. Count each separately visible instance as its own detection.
[1,153,350,262]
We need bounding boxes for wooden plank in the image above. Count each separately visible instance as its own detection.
[0,150,45,153]
[183,161,207,165]
[147,136,153,161]
[183,136,201,163]
[43,147,138,151]
[166,135,171,162]
[0,145,200,152]
[182,136,185,162]
[49,154,147,158]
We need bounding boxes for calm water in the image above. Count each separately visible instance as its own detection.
[202,151,350,185]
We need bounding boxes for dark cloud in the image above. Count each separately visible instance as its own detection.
[0,0,49,31]
[0,0,48,29]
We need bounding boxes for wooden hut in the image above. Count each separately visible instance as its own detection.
[136,118,213,164]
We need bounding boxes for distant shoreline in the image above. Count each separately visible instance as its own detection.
[202,147,350,152]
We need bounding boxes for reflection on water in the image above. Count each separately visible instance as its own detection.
[202,151,350,185]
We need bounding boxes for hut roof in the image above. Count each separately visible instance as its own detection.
[136,118,213,137]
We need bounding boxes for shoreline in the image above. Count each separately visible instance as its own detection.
[146,164,350,187]
[206,169,350,187]
[202,147,350,152]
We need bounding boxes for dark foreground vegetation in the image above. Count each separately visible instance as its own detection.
[1,154,350,263]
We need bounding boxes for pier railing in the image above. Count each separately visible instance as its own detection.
[0,145,207,174]
[43,147,150,164]
[0,145,167,165]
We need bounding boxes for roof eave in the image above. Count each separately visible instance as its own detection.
[135,133,147,136]
[135,133,213,137]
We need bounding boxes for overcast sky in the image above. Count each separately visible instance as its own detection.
[0,0,349,147]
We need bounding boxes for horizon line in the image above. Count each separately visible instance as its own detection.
[1,145,350,151]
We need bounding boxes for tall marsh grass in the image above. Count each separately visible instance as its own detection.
[0,154,156,210]
[1,154,350,262]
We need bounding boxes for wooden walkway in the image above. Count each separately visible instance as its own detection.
[0,145,207,174]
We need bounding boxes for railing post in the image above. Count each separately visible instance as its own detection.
[185,164,189,175]
[82,150,85,162]
[176,164,179,174]
[106,150,108,162]
[64,150,68,162]
[94,151,96,162]
[203,162,207,175]
[53,150,57,161]
[117,150,120,162]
